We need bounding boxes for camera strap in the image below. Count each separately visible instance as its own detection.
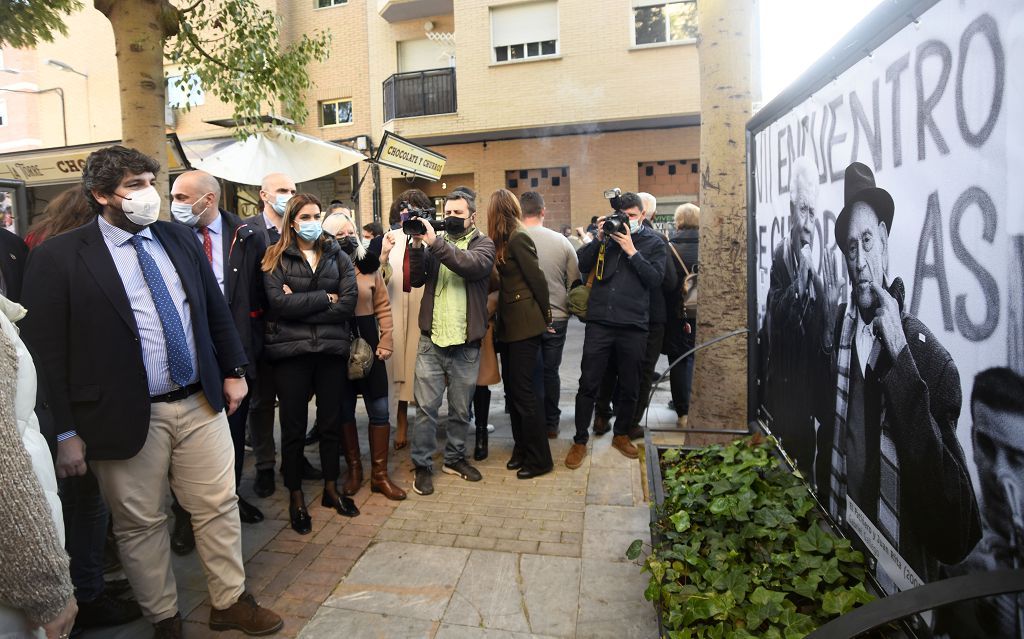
[595,244,607,280]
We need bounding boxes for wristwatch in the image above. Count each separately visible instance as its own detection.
[227,366,247,379]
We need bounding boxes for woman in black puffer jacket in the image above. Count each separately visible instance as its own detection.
[262,193,359,534]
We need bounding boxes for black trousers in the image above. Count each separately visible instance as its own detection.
[667,319,696,416]
[502,336,553,471]
[574,322,648,444]
[595,323,665,429]
[273,353,347,490]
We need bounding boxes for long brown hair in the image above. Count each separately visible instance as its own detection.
[26,187,95,248]
[261,193,324,272]
[486,189,523,265]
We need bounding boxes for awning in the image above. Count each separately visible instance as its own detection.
[190,127,367,186]
[0,134,190,188]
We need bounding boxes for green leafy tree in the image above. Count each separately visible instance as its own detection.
[0,0,330,209]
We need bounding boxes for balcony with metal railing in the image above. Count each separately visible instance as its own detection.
[383,67,457,122]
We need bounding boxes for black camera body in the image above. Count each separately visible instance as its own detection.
[602,211,630,236]
[400,202,443,235]
[601,188,629,237]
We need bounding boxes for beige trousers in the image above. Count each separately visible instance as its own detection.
[91,393,245,622]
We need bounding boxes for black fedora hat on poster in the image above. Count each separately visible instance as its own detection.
[834,161,895,255]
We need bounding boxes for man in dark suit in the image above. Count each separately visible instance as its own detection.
[0,226,28,302]
[20,146,281,638]
[826,161,980,594]
[168,169,267,549]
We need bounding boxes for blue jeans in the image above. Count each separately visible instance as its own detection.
[540,319,569,433]
[411,336,481,471]
[342,392,389,424]
[60,470,110,602]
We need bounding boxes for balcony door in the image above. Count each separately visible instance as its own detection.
[398,38,452,73]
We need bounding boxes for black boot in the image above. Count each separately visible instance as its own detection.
[473,387,490,461]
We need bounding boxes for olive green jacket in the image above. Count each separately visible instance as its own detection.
[496,230,551,342]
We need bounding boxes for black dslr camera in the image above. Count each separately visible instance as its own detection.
[602,188,629,237]
[400,201,444,235]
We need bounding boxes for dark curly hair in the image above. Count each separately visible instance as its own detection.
[388,189,432,226]
[81,146,161,214]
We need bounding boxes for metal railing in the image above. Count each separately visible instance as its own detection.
[383,67,457,121]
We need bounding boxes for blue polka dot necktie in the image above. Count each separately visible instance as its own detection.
[128,235,194,387]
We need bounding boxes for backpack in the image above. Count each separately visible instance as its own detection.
[669,243,697,318]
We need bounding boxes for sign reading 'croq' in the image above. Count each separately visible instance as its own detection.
[372,130,446,181]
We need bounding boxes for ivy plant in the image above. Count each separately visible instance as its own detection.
[627,435,874,638]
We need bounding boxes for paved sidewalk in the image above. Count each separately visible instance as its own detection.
[82,320,675,637]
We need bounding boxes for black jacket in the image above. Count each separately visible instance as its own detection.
[577,227,666,330]
[262,239,358,361]
[220,211,269,369]
[663,228,698,353]
[0,227,28,302]
[20,218,247,461]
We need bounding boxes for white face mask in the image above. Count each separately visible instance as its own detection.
[120,186,162,226]
[170,194,211,227]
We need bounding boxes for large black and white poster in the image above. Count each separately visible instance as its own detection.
[750,0,1024,635]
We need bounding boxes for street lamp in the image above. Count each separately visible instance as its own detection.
[44,58,88,79]
[44,58,90,143]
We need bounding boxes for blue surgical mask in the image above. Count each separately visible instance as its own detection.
[272,194,291,216]
[296,221,323,242]
[629,219,641,233]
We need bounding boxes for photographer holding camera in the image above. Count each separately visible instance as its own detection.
[407,188,497,496]
[566,191,666,468]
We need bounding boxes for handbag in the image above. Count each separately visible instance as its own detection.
[347,322,374,380]
[669,243,698,318]
[568,266,597,320]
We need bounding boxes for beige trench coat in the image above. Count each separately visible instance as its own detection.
[384,229,425,410]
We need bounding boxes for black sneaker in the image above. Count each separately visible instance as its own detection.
[74,592,142,629]
[413,467,434,496]
[442,459,482,482]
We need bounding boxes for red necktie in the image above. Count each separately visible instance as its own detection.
[200,227,213,265]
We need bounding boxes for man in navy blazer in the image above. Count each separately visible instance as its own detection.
[20,146,281,638]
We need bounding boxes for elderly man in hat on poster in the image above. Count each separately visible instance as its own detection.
[825,161,981,592]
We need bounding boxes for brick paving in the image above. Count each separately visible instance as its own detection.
[81,320,673,638]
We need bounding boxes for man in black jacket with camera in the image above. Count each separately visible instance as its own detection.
[566,192,666,468]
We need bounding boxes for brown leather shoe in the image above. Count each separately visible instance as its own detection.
[565,443,588,469]
[341,421,363,496]
[154,613,182,639]
[209,592,283,636]
[369,424,407,501]
[612,435,639,459]
[592,414,611,436]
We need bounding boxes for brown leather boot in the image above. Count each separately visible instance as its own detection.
[370,424,407,501]
[209,592,283,635]
[394,401,409,450]
[341,421,363,496]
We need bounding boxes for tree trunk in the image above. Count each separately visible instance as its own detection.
[95,0,171,216]
[689,0,753,442]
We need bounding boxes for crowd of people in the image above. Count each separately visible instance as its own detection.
[0,144,699,637]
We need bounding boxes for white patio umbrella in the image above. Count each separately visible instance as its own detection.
[191,126,366,185]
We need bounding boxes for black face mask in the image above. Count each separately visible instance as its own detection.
[444,215,467,235]
[338,235,358,255]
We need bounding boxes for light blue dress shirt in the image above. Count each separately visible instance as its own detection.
[98,216,200,396]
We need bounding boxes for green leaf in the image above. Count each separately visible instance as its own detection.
[795,524,834,554]
[626,538,645,560]
[670,510,691,532]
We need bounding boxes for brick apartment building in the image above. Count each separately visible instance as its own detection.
[0,0,704,230]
